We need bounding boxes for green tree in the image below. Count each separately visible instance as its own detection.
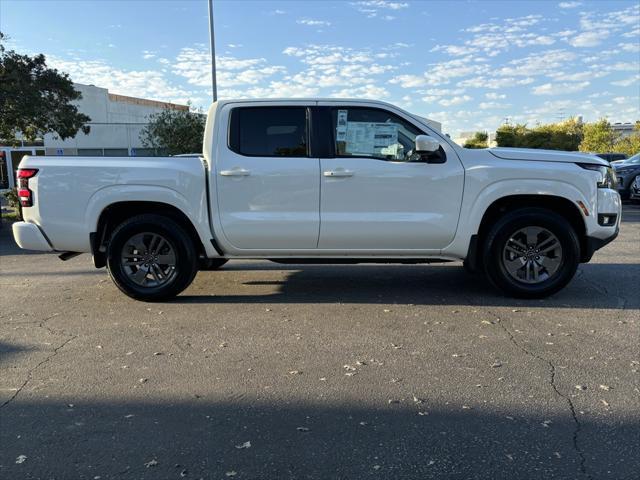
[495,119,583,151]
[0,32,90,145]
[578,119,617,153]
[140,106,206,156]
[495,123,529,147]
[612,121,640,156]
[463,131,489,149]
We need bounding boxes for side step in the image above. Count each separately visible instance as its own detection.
[268,258,454,265]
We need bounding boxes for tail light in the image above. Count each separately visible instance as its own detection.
[17,168,38,207]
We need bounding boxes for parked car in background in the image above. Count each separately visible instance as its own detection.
[596,152,628,163]
[630,174,640,202]
[612,153,640,199]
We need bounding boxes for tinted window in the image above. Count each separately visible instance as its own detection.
[230,107,307,157]
[331,107,424,162]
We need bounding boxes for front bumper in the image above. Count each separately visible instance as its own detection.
[582,227,619,263]
[12,222,53,251]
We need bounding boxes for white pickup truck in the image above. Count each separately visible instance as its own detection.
[12,99,621,301]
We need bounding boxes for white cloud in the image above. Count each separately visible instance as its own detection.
[142,50,156,60]
[611,75,640,87]
[330,84,389,99]
[458,76,534,89]
[622,26,640,38]
[48,56,195,105]
[619,42,640,53]
[423,87,466,97]
[439,95,472,106]
[479,101,511,109]
[297,18,331,27]
[559,1,582,8]
[496,50,575,77]
[173,46,286,89]
[532,81,590,95]
[352,0,408,19]
[390,74,427,88]
[225,81,319,98]
[485,92,506,100]
[568,30,608,47]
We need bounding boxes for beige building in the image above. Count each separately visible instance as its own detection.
[454,131,497,148]
[43,83,188,157]
[611,122,636,139]
[1,84,188,190]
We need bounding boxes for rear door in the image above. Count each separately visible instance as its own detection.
[215,103,320,250]
[317,104,464,251]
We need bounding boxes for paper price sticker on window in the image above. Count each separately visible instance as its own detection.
[344,122,399,157]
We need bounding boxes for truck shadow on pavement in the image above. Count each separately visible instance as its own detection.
[178,262,639,310]
[0,341,31,363]
[1,400,638,480]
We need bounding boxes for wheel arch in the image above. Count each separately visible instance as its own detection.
[92,201,207,268]
[468,194,588,271]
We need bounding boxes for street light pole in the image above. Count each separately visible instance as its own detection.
[208,0,217,102]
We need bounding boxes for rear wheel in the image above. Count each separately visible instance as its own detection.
[106,214,198,301]
[483,208,580,298]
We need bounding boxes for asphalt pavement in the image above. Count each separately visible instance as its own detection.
[1,204,639,480]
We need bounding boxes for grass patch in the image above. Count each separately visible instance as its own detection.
[1,212,19,222]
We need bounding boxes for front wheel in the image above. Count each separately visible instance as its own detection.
[483,208,580,298]
[106,214,198,301]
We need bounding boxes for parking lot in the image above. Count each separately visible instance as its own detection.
[0,204,638,480]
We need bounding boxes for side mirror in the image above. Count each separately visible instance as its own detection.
[415,135,440,153]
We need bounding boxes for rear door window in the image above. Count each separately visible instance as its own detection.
[229,107,308,157]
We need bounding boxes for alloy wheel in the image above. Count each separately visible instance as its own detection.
[502,226,563,284]
[121,232,177,287]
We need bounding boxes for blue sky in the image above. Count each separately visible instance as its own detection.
[1,0,639,136]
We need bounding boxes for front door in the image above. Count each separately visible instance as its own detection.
[318,105,464,251]
[215,104,320,250]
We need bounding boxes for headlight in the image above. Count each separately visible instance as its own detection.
[577,163,618,189]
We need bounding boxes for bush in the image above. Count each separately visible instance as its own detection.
[2,187,22,220]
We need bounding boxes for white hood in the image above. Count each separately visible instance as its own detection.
[488,147,607,166]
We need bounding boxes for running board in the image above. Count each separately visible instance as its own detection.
[268,258,454,265]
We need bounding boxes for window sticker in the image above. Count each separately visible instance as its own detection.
[344,122,399,157]
[336,109,348,142]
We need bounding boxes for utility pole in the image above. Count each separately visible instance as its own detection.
[208,0,217,102]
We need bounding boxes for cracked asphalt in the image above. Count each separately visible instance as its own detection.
[1,204,639,480]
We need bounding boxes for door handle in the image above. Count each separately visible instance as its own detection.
[220,168,251,176]
[323,169,354,177]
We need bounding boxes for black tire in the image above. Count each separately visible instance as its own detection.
[106,214,198,301]
[482,208,580,299]
[199,258,228,270]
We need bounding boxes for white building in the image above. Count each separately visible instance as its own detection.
[454,131,496,148]
[0,83,188,190]
[44,83,188,156]
[611,122,636,138]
